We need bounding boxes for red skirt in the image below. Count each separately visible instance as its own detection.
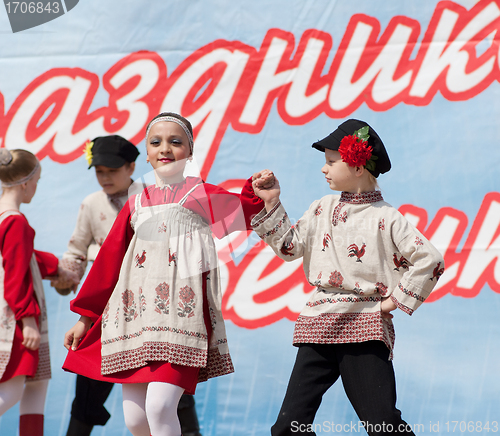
[62,316,200,395]
[1,321,38,382]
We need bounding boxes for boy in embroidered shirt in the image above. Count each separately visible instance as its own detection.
[251,119,444,436]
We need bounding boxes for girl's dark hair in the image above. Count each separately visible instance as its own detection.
[145,112,193,137]
[0,149,39,185]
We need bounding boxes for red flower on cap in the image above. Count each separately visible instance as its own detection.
[338,126,374,168]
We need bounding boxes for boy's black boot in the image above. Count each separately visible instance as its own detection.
[178,394,202,436]
[66,417,94,436]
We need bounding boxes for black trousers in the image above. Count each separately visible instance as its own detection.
[271,341,415,436]
[71,375,114,426]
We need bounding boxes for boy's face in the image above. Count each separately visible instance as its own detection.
[94,163,135,195]
[321,149,358,192]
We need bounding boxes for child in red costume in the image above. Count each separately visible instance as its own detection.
[63,112,274,436]
[0,149,77,436]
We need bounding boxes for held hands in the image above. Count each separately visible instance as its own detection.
[64,316,92,351]
[252,169,280,212]
[50,263,80,296]
[380,297,397,319]
[21,317,41,350]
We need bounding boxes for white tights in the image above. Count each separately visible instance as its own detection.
[122,382,184,436]
[0,376,48,416]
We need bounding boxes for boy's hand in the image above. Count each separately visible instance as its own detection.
[50,261,81,295]
[252,170,281,211]
[380,297,397,319]
[252,169,275,189]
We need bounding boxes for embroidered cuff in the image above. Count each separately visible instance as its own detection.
[391,281,428,316]
[251,202,291,245]
[390,294,414,316]
[251,201,282,229]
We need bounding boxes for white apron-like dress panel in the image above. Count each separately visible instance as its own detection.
[100,184,233,382]
[0,211,50,381]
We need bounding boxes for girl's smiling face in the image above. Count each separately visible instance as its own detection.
[146,121,192,182]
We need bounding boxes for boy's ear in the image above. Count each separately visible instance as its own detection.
[127,162,136,175]
[354,165,365,177]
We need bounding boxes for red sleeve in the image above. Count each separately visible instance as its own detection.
[70,199,135,322]
[185,177,264,239]
[34,250,59,278]
[0,215,40,321]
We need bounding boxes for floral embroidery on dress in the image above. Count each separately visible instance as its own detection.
[158,222,167,233]
[379,219,385,230]
[210,307,217,329]
[102,301,110,329]
[122,290,138,322]
[415,236,424,246]
[178,286,196,318]
[135,250,147,268]
[314,205,323,216]
[139,287,147,315]
[114,307,119,328]
[154,282,170,315]
[328,270,344,288]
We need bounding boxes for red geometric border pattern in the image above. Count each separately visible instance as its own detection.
[101,341,207,375]
[293,312,394,355]
[101,325,208,346]
[339,191,383,204]
[198,348,234,382]
[28,342,51,381]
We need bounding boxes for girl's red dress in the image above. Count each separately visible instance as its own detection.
[0,213,58,382]
[63,177,263,394]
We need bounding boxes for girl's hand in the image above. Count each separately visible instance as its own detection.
[252,170,281,212]
[64,316,92,351]
[21,317,41,350]
[380,297,397,319]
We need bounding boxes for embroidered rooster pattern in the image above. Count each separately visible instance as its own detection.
[430,262,444,281]
[168,249,177,267]
[280,240,295,256]
[135,250,146,268]
[322,233,332,251]
[347,243,366,262]
[393,253,409,271]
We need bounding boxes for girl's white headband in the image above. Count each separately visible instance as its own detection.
[145,116,194,154]
[1,161,40,188]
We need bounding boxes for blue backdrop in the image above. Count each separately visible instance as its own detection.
[0,0,499,434]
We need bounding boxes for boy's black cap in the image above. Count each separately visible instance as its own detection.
[88,135,139,169]
[312,119,391,178]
